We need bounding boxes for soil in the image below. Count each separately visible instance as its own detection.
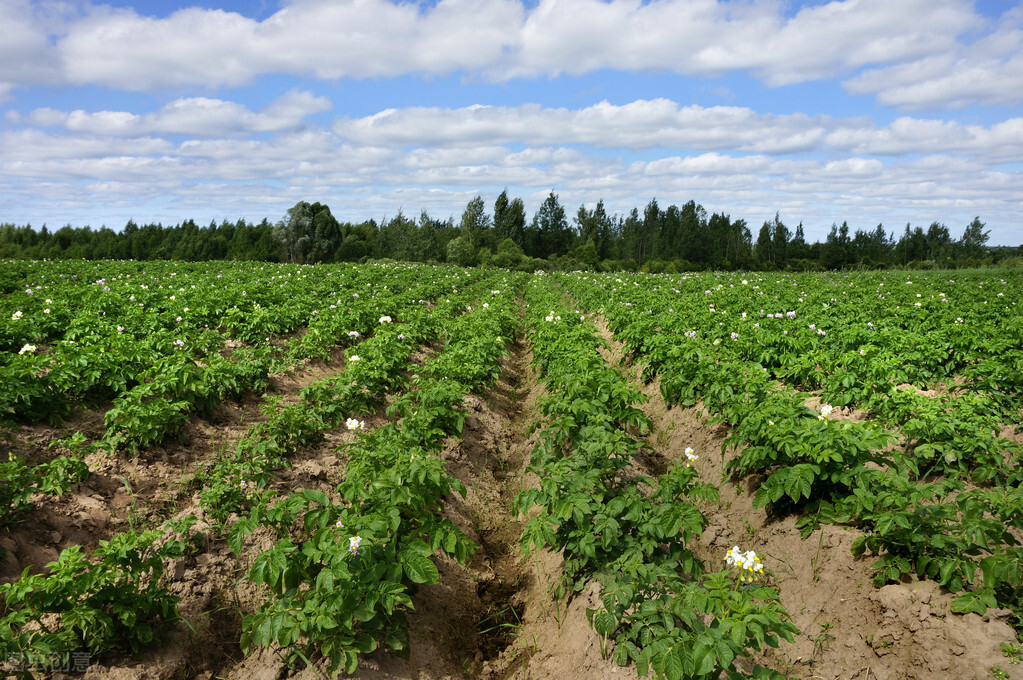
[1,322,1020,680]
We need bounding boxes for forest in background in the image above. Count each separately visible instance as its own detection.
[1,190,1016,271]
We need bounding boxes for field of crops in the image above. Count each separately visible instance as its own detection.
[1,260,1021,680]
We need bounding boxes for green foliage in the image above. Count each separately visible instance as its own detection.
[229,272,522,673]
[0,517,196,660]
[514,280,795,678]
[274,201,343,263]
[593,568,797,680]
[493,237,525,269]
[561,267,1023,626]
[0,452,89,531]
[446,236,476,267]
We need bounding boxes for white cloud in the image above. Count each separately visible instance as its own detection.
[5,105,1021,243]
[334,100,831,152]
[56,0,523,89]
[509,0,979,85]
[5,97,1021,225]
[844,6,1023,109]
[2,0,987,113]
[0,0,68,94]
[16,91,331,137]
[0,128,173,164]
[331,100,1023,162]
[642,153,778,177]
[59,6,262,90]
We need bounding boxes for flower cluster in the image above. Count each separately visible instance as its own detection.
[11,310,23,321]
[684,447,699,464]
[19,344,36,355]
[725,545,764,582]
[345,418,365,431]
[348,535,362,555]
[379,315,392,324]
[818,404,834,421]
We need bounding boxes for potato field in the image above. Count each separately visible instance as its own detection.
[1,260,1021,680]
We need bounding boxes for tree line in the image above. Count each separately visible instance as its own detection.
[0,191,1013,270]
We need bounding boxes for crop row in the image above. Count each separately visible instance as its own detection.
[1,261,487,443]
[559,270,1023,623]
[0,266,524,674]
[229,273,523,673]
[514,276,796,680]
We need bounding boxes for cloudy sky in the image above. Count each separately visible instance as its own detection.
[2,0,1022,245]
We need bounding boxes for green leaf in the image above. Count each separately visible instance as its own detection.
[354,634,378,653]
[593,610,616,637]
[661,646,684,680]
[443,529,457,555]
[344,648,359,674]
[951,588,996,615]
[612,641,630,666]
[401,552,439,584]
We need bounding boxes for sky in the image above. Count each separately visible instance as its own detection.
[1,0,1022,246]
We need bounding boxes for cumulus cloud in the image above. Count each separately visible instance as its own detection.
[14,91,331,137]
[0,0,69,94]
[509,0,979,85]
[334,100,830,152]
[331,100,1023,161]
[0,0,983,110]
[5,96,1021,210]
[844,5,1023,109]
[56,0,523,89]
[4,97,1021,243]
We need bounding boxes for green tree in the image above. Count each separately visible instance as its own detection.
[926,221,953,264]
[492,237,525,269]
[459,195,492,251]
[789,222,809,260]
[274,201,341,263]
[755,221,774,267]
[850,224,891,266]
[378,212,417,261]
[894,223,927,265]
[494,190,526,247]
[409,209,442,262]
[446,236,476,267]
[959,216,990,262]
[531,191,571,258]
[638,198,659,265]
[573,238,600,268]
[821,221,852,269]
[771,213,789,267]
[620,208,643,265]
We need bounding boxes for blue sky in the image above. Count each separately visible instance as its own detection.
[2,0,1021,245]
